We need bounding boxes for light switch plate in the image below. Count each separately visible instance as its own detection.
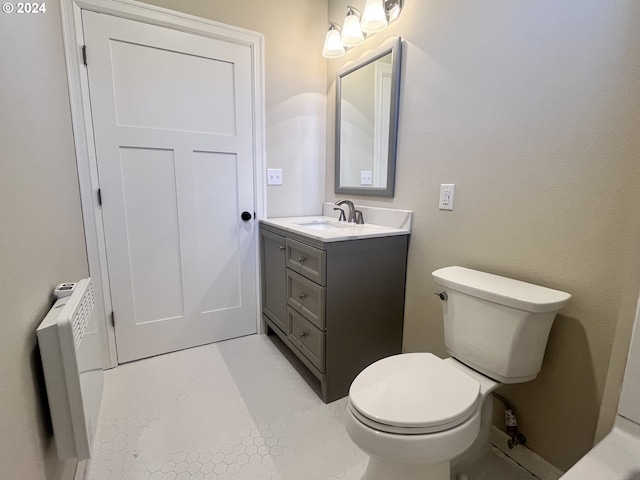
[267,169,283,185]
[361,171,373,185]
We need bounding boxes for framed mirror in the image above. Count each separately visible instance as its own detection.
[335,37,402,197]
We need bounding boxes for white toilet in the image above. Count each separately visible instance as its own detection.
[343,266,571,480]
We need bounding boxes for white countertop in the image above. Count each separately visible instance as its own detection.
[261,215,411,242]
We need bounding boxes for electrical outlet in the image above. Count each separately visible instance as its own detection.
[439,184,455,210]
[361,171,373,185]
[267,168,283,185]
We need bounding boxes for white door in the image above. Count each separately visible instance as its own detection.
[83,11,257,363]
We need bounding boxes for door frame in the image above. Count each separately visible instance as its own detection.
[60,0,266,369]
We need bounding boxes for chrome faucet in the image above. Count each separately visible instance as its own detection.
[334,200,364,225]
[335,200,356,223]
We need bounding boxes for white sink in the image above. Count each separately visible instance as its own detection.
[293,220,353,230]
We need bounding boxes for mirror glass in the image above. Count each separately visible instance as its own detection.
[335,38,401,197]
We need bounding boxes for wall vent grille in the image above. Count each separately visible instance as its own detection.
[72,282,94,351]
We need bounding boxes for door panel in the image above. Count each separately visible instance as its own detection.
[193,151,241,313]
[83,11,257,363]
[110,39,237,134]
[120,147,185,325]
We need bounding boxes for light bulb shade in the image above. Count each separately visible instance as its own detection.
[322,28,345,58]
[341,12,364,47]
[361,0,388,33]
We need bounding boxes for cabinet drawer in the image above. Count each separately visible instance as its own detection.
[288,307,325,372]
[286,270,325,330]
[286,238,326,285]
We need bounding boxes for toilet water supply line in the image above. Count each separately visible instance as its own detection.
[492,393,527,449]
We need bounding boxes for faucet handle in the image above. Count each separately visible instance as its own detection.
[354,210,365,225]
[333,207,346,222]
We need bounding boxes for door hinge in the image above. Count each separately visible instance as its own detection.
[110,312,115,327]
[82,45,87,66]
[97,188,102,206]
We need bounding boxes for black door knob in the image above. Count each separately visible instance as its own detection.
[241,211,253,221]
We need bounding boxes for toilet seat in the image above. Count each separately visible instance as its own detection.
[348,353,481,435]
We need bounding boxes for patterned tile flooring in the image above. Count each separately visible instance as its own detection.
[85,334,538,480]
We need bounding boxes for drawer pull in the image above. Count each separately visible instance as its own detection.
[299,332,307,338]
[298,293,307,300]
[298,256,306,264]
[279,245,285,251]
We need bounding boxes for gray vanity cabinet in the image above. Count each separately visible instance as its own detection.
[259,222,408,403]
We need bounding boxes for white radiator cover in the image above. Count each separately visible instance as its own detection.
[37,278,104,460]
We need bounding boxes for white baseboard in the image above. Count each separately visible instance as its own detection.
[491,426,564,480]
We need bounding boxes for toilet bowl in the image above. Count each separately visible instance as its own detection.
[344,353,500,480]
[344,266,571,480]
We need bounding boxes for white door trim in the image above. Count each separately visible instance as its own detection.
[60,0,266,368]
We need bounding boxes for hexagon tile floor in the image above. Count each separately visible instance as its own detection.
[84,334,539,480]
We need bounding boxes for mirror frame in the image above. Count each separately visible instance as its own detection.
[335,37,402,197]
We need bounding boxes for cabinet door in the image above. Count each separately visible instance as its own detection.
[260,229,288,333]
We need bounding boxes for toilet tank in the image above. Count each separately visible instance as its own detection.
[432,267,571,384]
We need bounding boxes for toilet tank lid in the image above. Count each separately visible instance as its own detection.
[432,266,571,313]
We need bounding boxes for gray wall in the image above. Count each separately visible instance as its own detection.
[325,0,640,472]
[0,2,88,478]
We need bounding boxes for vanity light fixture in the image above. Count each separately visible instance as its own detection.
[341,7,365,47]
[322,0,403,57]
[384,0,403,23]
[361,0,387,33]
[322,23,346,58]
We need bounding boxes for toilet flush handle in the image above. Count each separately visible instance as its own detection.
[434,292,448,301]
